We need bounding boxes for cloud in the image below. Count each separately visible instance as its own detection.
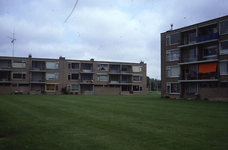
[0,0,227,79]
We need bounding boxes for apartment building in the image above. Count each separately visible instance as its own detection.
[0,55,147,95]
[161,15,228,101]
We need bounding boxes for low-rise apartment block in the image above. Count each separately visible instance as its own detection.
[0,55,147,95]
[161,15,228,101]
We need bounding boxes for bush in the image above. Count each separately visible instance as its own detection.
[204,97,208,101]
[61,87,69,94]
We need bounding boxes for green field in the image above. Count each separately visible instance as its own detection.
[0,94,228,150]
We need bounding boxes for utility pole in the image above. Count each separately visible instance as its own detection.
[157,77,158,94]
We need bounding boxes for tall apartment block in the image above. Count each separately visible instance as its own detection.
[0,55,146,95]
[161,15,228,101]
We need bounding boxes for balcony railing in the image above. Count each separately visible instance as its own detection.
[179,72,219,81]
[80,79,94,84]
[80,68,94,73]
[109,80,132,84]
[0,78,11,82]
[0,66,12,70]
[30,67,46,71]
[196,33,218,43]
[179,54,218,63]
[30,78,45,82]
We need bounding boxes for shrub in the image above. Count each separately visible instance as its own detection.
[61,87,69,94]
[204,97,208,101]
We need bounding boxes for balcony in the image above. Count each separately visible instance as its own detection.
[80,79,94,84]
[31,61,46,72]
[196,33,218,43]
[178,33,218,48]
[109,80,132,85]
[30,78,46,83]
[178,72,219,82]
[80,68,94,73]
[0,78,12,83]
[179,54,219,65]
[0,60,12,71]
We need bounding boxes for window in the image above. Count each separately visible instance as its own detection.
[97,74,108,81]
[167,83,180,94]
[82,64,92,70]
[132,66,142,72]
[203,46,217,59]
[220,61,228,75]
[220,40,228,55]
[166,66,179,77]
[133,85,142,92]
[220,82,227,88]
[166,49,179,61]
[200,83,208,87]
[12,60,26,68]
[67,84,79,91]
[46,61,59,69]
[68,62,79,69]
[220,20,228,35]
[166,33,180,46]
[46,73,59,80]
[19,84,29,87]
[97,64,108,71]
[46,84,59,91]
[12,83,17,87]
[68,73,79,80]
[185,83,198,94]
[133,76,142,82]
[184,32,196,44]
[209,82,218,87]
[13,72,26,79]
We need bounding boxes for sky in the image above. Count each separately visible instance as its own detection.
[0,0,227,79]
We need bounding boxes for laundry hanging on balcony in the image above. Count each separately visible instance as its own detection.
[198,62,217,73]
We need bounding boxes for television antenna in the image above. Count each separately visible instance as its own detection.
[7,29,16,57]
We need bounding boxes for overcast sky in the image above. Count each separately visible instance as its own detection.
[0,0,227,79]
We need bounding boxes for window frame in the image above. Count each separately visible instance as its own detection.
[166,49,179,62]
[220,40,228,55]
[97,64,109,71]
[132,75,143,82]
[68,73,79,80]
[220,61,228,75]
[203,45,217,59]
[166,32,180,46]
[133,85,142,92]
[166,66,180,78]
[68,62,80,70]
[219,19,228,35]
[46,84,59,92]
[97,74,108,81]
[67,84,79,92]
[46,72,59,80]
[132,65,142,72]
[46,61,59,69]
[12,60,26,68]
[185,83,198,94]
[166,82,180,94]
[12,72,26,80]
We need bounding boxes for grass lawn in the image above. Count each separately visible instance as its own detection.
[0,93,228,150]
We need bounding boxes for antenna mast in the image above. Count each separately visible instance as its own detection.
[7,28,16,57]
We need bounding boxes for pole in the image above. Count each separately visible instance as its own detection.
[157,77,158,94]
[150,78,151,93]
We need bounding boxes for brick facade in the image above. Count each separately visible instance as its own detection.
[0,56,147,95]
[161,15,228,101]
